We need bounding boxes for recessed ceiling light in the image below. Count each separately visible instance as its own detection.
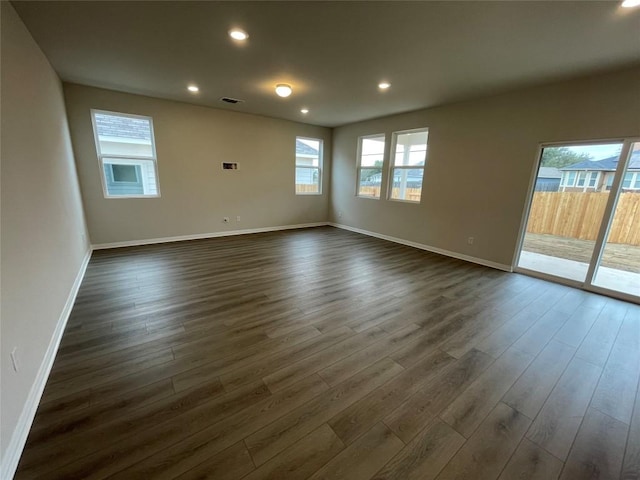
[275,84,292,97]
[229,29,248,41]
[378,82,391,90]
[301,108,309,114]
[622,0,640,6]
[187,85,199,93]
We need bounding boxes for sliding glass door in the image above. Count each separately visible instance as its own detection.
[517,139,639,302]
[591,141,640,297]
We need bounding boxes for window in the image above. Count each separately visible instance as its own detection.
[295,137,323,194]
[91,110,160,197]
[563,171,577,187]
[389,128,428,202]
[567,171,598,190]
[356,134,386,198]
[111,164,139,183]
[622,172,640,190]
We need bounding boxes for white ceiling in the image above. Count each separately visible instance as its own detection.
[11,1,640,127]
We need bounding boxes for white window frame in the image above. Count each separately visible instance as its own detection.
[91,109,161,199]
[388,127,428,204]
[295,136,323,195]
[356,133,386,199]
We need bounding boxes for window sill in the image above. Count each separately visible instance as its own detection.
[388,198,421,204]
[104,194,161,199]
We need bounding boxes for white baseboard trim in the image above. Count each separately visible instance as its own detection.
[91,222,330,250]
[1,249,92,480]
[329,222,513,272]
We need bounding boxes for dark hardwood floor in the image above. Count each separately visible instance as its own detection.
[15,226,640,479]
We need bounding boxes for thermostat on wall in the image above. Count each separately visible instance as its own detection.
[222,162,239,170]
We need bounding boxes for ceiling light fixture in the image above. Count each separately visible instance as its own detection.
[621,0,640,6]
[187,85,199,93]
[229,29,248,41]
[301,108,309,114]
[275,84,292,97]
[378,82,391,90]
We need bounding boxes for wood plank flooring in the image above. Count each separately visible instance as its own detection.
[15,226,640,480]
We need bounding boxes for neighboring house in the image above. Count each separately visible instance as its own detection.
[295,139,319,185]
[94,113,158,196]
[366,167,424,188]
[559,151,640,192]
[535,167,562,192]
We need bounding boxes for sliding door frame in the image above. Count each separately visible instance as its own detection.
[514,137,639,304]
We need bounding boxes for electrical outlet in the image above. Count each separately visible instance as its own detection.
[223,217,230,223]
[338,211,343,218]
[10,347,19,372]
[467,236,474,245]
[236,216,241,222]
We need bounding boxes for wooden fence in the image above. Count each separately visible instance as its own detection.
[357,186,422,202]
[295,184,320,194]
[526,192,640,246]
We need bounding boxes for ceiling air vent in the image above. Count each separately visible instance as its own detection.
[220,97,244,104]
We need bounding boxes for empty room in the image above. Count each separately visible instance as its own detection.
[2,1,640,479]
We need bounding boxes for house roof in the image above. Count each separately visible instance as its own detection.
[296,139,318,156]
[561,151,640,172]
[538,167,562,179]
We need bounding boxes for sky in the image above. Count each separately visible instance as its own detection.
[567,143,623,161]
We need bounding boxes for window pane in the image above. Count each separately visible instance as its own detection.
[295,167,320,194]
[358,168,382,197]
[393,130,428,166]
[623,172,633,188]
[588,172,597,187]
[103,158,157,196]
[295,138,321,167]
[390,168,423,201]
[94,112,154,157]
[112,164,139,182]
[576,172,586,187]
[359,135,385,167]
[295,137,322,194]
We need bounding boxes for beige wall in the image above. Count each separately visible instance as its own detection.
[0,1,90,468]
[331,66,640,268]
[64,84,332,246]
